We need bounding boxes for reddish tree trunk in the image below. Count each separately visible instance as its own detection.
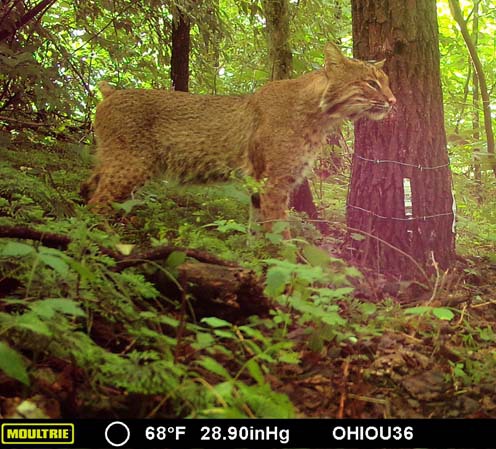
[171,7,190,92]
[348,0,456,277]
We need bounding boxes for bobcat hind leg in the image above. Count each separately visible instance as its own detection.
[86,153,155,213]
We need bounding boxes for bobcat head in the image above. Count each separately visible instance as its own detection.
[319,43,396,121]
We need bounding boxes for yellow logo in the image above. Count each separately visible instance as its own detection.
[1,423,74,445]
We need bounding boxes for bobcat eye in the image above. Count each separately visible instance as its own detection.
[366,79,381,90]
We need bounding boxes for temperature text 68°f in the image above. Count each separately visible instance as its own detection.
[145,426,186,440]
[200,425,290,444]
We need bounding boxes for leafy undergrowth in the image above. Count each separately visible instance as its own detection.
[0,142,495,419]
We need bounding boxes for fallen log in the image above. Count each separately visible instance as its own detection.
[0,225,270,321]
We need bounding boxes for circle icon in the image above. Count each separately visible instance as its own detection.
[104,421,130,447]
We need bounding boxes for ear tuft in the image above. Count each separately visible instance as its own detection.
[324,43,346,73]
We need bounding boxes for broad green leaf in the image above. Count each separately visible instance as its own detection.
[201,317,232,328]
[1,242,34,257]
[432,307,454,321]
[321,311,346,326]
[278,351,300,364]
[115,243,135,255]
[359,303,377,316]
[404,306,431,315]
[0,342,29,385]
[157,315,180,328]
[195,332,215,349]
[38,254,69,276]
[245,358,265,385]
[238,325,266,341]
[302,244,330,267]
[316,287,354,299]
[198,356,231,379]
[16,314,52,336]
[264,268,289,298]
[213,329,236,339]
[166,251,187,269]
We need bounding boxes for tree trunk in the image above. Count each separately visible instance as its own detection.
[348,0,456,277]
[170,6,190,92]
[471,2,482,199]
[448,0,495,177]
[262,0,328,234]
[262,0,292,80]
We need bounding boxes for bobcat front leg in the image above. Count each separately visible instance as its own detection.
[258,177,294,239]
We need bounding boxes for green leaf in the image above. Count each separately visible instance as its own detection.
[238,325,266,341]
[245,358,265,385]
[16,314,52,336]
[38,253,69,276]
[432,307,454,321]
[115,243,135,255]
[213,329,236,339]
[264,268,289,298]
[30,299,85,319]
[1,241,34,257]
[278,351,301,364]
[302,244,330,267]
[201,317,232,328]
[404,306,431,316]
[166,251,187,269]
[198,356,231,379]
[359,303,377,316]
[195,332,215,349]
[0,342,29,385]
[114,198,144,214]
[321,311,346,326]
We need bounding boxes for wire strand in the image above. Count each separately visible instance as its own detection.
[347,204,454,221]
[354,154,450,170]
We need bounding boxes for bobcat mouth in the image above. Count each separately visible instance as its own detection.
[365,101,393,119]
[369,102,391,114]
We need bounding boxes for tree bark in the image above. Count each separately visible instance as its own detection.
[471,1,481,197]
[348,0,456,277]
[262,0,292,80]
[170,6,190,92]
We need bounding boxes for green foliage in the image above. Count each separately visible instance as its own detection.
[0,342,29,385]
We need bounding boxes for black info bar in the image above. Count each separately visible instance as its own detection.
[0,419,493,447]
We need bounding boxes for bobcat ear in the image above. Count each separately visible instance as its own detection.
[324,43,346,73]
[373,59,386,69]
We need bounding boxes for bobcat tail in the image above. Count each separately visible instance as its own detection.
[98,81,115,98]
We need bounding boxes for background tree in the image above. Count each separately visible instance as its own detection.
[171,5,191,92]
[448,0,495,177]
[262,0,329,234]
[347,0,456,277]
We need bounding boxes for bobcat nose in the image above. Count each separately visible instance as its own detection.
[388,95,396,105]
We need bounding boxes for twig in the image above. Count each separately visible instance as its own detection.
[337,358,350,419]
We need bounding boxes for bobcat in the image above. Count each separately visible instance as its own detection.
[82,43,395,234]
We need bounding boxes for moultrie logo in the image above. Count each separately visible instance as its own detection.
[1,423,74,445]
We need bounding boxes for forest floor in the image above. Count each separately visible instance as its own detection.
[0,138,495,419]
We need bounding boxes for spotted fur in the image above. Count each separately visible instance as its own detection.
[82,43,395,233]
